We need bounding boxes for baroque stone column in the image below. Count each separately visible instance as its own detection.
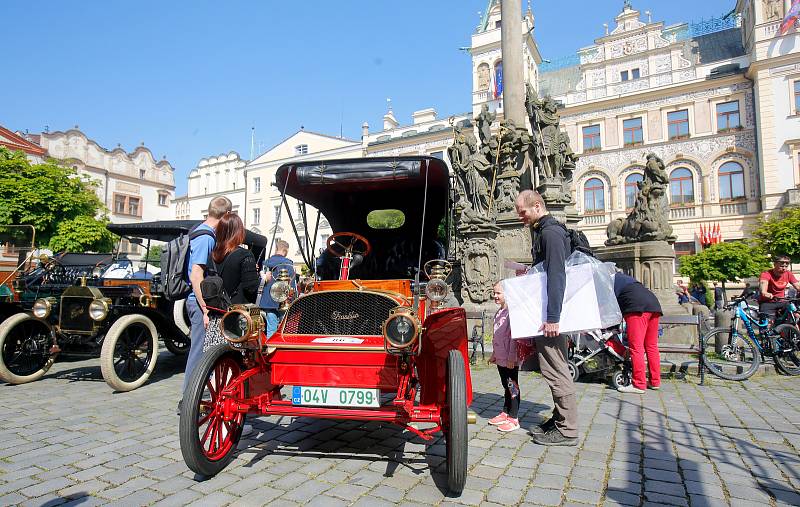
[500,0,525,127]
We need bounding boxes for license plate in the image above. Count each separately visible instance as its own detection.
[291,386,380,408]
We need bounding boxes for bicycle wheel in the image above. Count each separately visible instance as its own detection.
[702,327,761,381]
[773,324,800,376]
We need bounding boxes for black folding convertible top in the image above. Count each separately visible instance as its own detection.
[106,220,268,261]
[275,156,449,238]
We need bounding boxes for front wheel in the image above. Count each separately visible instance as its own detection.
[567,359,581,382]
[702,327,760,381]
[444,349,467,495]
[0,313,57,384]
[610,368,630,390]
[180,343,245,477]
[773,324,800,376]
[100,314,159,391]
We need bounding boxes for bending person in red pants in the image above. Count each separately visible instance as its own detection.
[614,272,663,394]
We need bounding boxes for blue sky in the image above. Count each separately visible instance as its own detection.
[2,1,735,195]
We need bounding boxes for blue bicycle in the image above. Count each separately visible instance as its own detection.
[701,294,800,381]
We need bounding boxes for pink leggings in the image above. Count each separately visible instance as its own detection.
[624,312,661,389]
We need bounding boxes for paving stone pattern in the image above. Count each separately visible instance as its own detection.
[1,352,800,506]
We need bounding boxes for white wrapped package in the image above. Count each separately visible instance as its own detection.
[502,252,622,338]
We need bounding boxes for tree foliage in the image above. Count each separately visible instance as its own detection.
[0,147,107,247]
[145,244,163,267]
[751,207,800,262]
[366,209,405,229]
[48,216,116,253]
[678,241,770,285]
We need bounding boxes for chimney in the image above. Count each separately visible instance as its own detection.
[412,108,437,125]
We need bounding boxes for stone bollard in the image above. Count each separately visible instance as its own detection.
[714,309,732,354]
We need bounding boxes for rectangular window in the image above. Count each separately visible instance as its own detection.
[273,205,281,222]
[254,177,261,193]
[139,169,146,179]
[674,241,696,268]
[158,193,168,206]
[716,101,741,131]
[253,208,260,225]
[620,70,629,82]
[631,68,640,80]
[582,125,601,152]
[295,144,308,155]
[113,194,142,217]
[623,118,643,146]
[794,81,800,114]
[667,109,690,140]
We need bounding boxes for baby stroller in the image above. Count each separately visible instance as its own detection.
[567,327,632,389]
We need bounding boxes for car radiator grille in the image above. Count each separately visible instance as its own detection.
[283,291,399,336]
[59,296,94,333]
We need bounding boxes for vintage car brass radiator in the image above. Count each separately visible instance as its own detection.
[282,291,398,336]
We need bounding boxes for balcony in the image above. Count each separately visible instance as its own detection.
[669,206,696,219]
[720,201,747,215]
[582,213,607,225]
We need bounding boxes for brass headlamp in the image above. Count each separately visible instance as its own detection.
[269,267,293,311]
[424,260,452,303]
[220,304,264,349]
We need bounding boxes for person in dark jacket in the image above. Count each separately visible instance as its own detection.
[210,213,261,307]
[614,272,662,394]
[515,190,577,446]
[259,239,295,337]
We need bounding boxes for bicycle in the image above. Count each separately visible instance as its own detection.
[701,294,800,381]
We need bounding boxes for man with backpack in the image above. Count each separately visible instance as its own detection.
[515,190,578,446]
[259,239,295,337]
[181,196,232,400]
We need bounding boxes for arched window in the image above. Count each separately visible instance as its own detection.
[719,161,745,200]
[583,178,605,213]
[477,63,490,91]
[624,173,643,209]
[669,168,694,205]
[493,60,503,98]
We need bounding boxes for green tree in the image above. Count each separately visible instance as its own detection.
[48,216,116,253]
[145,244,162,267]
[751,206,800,262]
[0,147,107,247]
[678,241,770,300]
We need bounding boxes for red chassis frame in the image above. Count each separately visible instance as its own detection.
[211,298,473,441]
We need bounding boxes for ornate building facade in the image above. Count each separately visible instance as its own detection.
[173,152,247,220]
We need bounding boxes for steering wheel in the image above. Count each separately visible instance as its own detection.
[326,232,371,258]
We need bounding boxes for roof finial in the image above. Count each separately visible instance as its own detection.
[386,97,392,112]
[623,0,632,11]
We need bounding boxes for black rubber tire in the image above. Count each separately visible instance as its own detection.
[99,314,159,392]
[567,359,581,382]
[773,324,800,376]
[164,333,190,355]
[702,327,760,381]
[180,343,245,477]
[0,313,57,384]
[444,349,467,495]
[610,368,630,390]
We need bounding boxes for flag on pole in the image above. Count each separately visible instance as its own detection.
[700,224,707,247]
[715,223,723,244]
[494,62,504,99]
[780,0,800,36]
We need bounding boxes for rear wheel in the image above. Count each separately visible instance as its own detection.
[100,314,159,391]
[444,349,467,495]
[567,359,581,382]
[702,327,760,381]
[0,313,57,384]
[164,333,190,355]
[180,343,245,477]
[773,324,800,376]
[610,368,631,390]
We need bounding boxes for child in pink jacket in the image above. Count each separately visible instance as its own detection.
[488,281,533,432]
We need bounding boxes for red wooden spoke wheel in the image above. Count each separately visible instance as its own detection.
[180,344,245,476]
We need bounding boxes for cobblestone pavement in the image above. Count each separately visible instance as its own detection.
[2,351,800,507]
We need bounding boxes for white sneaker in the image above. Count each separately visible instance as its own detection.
[617,385,645,394]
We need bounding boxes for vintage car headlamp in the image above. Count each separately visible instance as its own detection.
[32,298,55,319]
[425,278,449,302]
[269,281,290,303]
[382,308,421,350]
[88,298,111,321]
[220,305,264,346]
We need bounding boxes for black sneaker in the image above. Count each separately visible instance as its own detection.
[531,416,556,436]
[533,428,578,446]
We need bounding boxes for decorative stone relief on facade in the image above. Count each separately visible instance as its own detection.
[580,47,603,64]
[477,63,490,91]
[654,55,671,73]
[588,69,606,88]
[461,237,499,304]
[763,0,784,21]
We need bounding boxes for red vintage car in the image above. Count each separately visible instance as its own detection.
[179,156,474,493]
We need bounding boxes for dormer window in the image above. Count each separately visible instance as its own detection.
[295,144,308,155]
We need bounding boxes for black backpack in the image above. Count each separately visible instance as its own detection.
[160,227,215,301]
[200,257,232,314]
[558,223,595,257]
